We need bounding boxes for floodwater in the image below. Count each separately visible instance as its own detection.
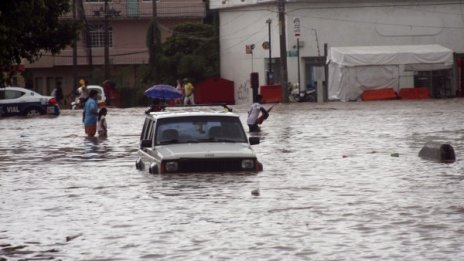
[1,99,464,260]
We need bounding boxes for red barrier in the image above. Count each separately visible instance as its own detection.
[361,88,398,101]
[195,77,235,104]
[398,87,430,99]
[260,85,281,103]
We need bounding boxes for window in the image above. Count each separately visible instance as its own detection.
[86,0,112,3]
[155,116,247,145]
[141,118,155,141]
[88,24,112,48]
[34,77,44,94]
[4,90,25,99]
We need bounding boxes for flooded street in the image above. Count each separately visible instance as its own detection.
[1,99,464,260]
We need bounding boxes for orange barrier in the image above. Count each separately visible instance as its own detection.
[361,88,398,101]
[398,87,430,100]
[260,85,281,103]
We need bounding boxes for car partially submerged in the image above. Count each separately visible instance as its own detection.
[0,86,60,117]
[136,105,263,174]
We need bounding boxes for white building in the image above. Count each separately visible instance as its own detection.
[210,0,464,103]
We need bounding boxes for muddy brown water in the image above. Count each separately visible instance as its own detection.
[1,100,464,260]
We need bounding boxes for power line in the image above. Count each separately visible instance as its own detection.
[221,23,268,53]
[217,1,464,13]
[220,13,272,41]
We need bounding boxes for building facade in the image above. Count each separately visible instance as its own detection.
[211,0,464,104]
[23,0,205,102]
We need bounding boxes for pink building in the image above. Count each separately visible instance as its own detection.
[23,0,205,104]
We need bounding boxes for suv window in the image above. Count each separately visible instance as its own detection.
[155,116,247,145]
[140,118,155,141]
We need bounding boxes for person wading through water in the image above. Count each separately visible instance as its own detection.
[83,90,99,137]
[247,94,269,132]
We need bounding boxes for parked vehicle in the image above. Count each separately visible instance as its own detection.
[288,82,317,102]
[71,85,107,109]
[136,105,263,174]
[0,87,60,117]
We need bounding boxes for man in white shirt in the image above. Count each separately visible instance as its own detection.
[247,95,269,132]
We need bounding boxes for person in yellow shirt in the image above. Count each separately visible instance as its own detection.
[183,78,195,105]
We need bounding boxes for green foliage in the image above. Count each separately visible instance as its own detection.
[0,0,80,81]
[159,23,219,84]
[117,86,151,108]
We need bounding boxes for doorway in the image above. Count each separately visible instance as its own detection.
[455,53,464,97]
[304,56,326,102]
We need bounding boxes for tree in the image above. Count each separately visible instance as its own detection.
[0,0,80,83]
[158,23,219,84]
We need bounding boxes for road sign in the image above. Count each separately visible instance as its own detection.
[293,17,301,38]
[287,50,298,57]
[262,41,270,50]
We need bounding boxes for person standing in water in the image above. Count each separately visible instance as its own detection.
[97,107,108,138]
[83,90,99,137]
[247,94,269,132]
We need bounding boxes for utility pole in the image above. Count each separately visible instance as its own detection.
[152,0,158,40]
[72,0,77,91]
[149,0,161,82]
[104,0,110,80]
[266,18,272,85]
[278,0,289,103]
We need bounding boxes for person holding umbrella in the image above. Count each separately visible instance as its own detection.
[144,84,183,100]
[144,84,183,113]
[145,98,165,114]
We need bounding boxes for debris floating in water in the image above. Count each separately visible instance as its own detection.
[66,233,82,242]
[419,141,455,163]
[251,188,260,196]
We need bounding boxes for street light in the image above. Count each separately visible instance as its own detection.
[266,18,272,85]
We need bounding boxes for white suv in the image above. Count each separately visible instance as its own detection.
[136,105,263,174]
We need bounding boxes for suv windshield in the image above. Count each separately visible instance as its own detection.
[155,116,248,145]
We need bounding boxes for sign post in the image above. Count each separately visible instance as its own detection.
[294,17,301,94]
[246,44,255,72]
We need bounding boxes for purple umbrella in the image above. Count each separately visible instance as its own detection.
[144,84,183,100]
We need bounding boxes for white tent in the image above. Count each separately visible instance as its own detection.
[327,44,454,101]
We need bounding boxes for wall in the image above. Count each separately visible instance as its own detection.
[219,6,279,104]
[216,0,464,104]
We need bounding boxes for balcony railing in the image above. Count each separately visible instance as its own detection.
[62,0,206,20]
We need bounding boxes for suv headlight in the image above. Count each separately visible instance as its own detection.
[164,161,179,172]
[241,159,255,169]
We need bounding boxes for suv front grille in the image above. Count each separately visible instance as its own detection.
[174,158,255,173]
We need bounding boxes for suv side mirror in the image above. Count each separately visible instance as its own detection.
[140,139,152,148]
[249,137,260,145]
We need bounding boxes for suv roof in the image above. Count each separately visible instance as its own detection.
[146,105,235,119]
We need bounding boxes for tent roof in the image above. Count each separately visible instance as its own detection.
[327,44,453,67]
